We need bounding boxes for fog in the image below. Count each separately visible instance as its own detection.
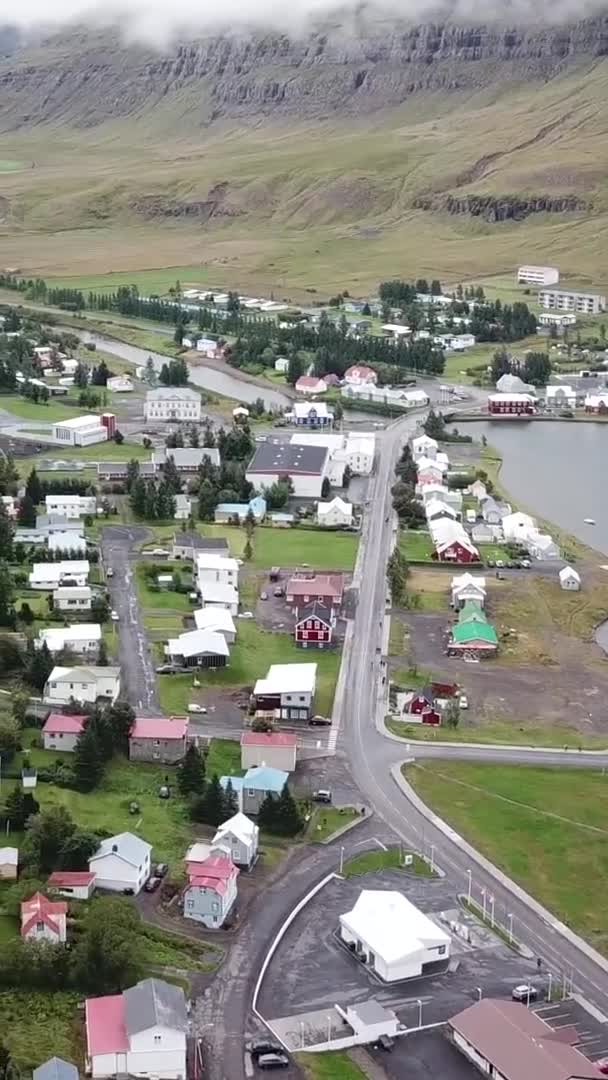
[3,0,604,48]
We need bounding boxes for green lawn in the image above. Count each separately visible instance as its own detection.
[47,267,213,296]
[399,530,435,562]
[206,737,242,778]
[387,718,608,749]
[0,913,17,941]
[308,806,359,842]
[0,991,81,1071]
[136,565,192,612]
[478,543,509,563]
[297,1051,367,1080]
[139,523,358,571]
[137,920,222,973]
[158,622,340,715]
[342,847,433,877]
[0,394,79,422]
[406,762,608,954]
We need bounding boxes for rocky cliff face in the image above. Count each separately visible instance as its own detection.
[0,18,608,128]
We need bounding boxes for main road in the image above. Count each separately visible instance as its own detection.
[339,413,608,1016]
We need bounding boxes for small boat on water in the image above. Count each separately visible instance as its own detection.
[584,518,596,525]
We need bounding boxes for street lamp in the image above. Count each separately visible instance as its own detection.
[476,987,482,1001]
[547,972,553,1002]
[300,1022,305,1049]
[507,913,513,944]
[481,887,487,921]
[467,869,472,904]
[327,1015,332,1044]
[417,999,423,1028]
[489,895,495,928]
[430,844,435,874]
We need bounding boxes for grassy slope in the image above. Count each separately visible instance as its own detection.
[407,761,608,954]
[1,62,608,294]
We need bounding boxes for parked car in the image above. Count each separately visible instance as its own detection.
[596,1060,608,1075]
[459,695,469,710]
[144,876,161,893]
[110,610,119,621]
[511,984,538,1003]
[239,612,254,619]
[155,863,168,878]
[521,559,531,568]
[247,1039,283,1059]
[106,568,114,578]
[156,664,177,674]
[273,587,284,598]
[256,1053,289,1070]
[375,1035,395,1052]
[260,592,268,600]
[312,789,332,803]
[187,704,207,713]
[147,547,171,557]
[495,559,505,568]
[309,715,331,726]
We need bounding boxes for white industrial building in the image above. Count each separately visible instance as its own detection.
[517,265,559,286]
[246,442,330,499]
[538,312,576,329]
[288,431,375,477]
[339,890,451,982]
[52,416,109,446]
[45,495,97,519]
[144,387,201,422]
[538,288,606,315]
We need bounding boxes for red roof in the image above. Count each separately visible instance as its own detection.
[48,871,95,887]
[345,365,376,380]
[20,892,67,938]
[43,713,87,735]
[187,853,238,895]
[286,575,343,600]
[86,995,128,1057]
[296,376,326,389]
[130,716,188,740]
[241,731,297,748]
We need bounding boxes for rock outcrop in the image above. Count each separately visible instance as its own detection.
[413,193,589,221]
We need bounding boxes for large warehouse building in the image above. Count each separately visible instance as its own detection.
[339,889,451,982]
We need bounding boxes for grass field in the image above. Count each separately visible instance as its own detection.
[136,565,192,613]
[141,524,358,571]
[407,761,608,953]
[342,847,432,877]
[308,806,359,842]
[296,1051,367,1080]
[399,530,435,562]
[387,717,608,749]
[158,621,340,715]
[0,394,80,422]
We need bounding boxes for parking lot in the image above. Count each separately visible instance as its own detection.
[532,998,608,1064]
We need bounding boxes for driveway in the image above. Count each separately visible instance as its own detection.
[101,524,162,714]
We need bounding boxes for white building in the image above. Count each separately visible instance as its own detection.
[517,265,559,286]
[502,511,535,540]
[44,665,120,706]
[287,401,334,427]
[195,554,239,589]
[560,565,581,591]
[89,832,152,895]
[451,573,487,609]
[21,892,67,945]
[340,890,451,982]
[47,870,96,900]
[425,498,458,523]
[381,323,411,338]
[48,531,86,556]
[174,494,191,520]
[545,384,577,409]
[42,712,86,752]
[317,497,353,528]
[0,495,17,518]
[246,442,330,500]
[37,623,102,656]
[538,288,606,315]
[344,365,378,385]
[193,607,236,643]
[53,416,108,447]
[85,978,187,1080]
[345,433,375,474]
[538,312,576,329]
[288,432,375,477]
[30,560,90,589]
[144,388,202,423]
[166,628,230,667]
[274,356,288,373]
[107,375,134,392]
[412,434,438,460]
[45,495,97,519]
[527,530,560,560]
[342,383,429,409]
[213,812,259,869]
[253,663,317,721]
[198,581,239,615]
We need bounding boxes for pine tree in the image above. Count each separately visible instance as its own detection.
[197,480,218,522]
[144,356,156,386]
[25,639,53,690]
[105,700,135,754]
[0,562,15,628]
[162,456,182,495]
[189,425,200,448]
[86,709,114,760]
[257,792,278,832]
[129,476,147,517]
[18,494,36,527]
[73,724,105,792]
[97,639,109,666]
[272,783,303,836]
[0,503,13,562]
[24,468,42,505]
[177,743,206,797]
[192,774,227,827]
[223,779,239,818]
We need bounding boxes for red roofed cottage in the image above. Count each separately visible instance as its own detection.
[47,870,96,900]
[241,731,298,772]
[128,716,189,764]
[184,853,239,928]
[21,892,67,943]
[42,713,87,753]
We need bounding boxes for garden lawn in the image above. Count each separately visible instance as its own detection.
[343,847,432,877]
[248,528,359,571]
[296,1051,367,1080]
[0,991,82,1072]
[387,718,608,749]
[136,565,192,612]
[399,530,435,562]
[0,394,78,421]
[206,738,242,778]
[158,622,340,715]
[308,806,359,842]
[406,761,608,954]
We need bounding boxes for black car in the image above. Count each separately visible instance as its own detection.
[247,1039,283,1059]
[309,715,331,726]
[375,1035,395,1052]
[256,1053,289,1070]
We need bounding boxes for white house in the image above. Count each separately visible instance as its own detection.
[144,387,201,423]
[287,402,334,427]
[545,384,577,409]
[527,531,560,560]
[53,416,108,447]
[0,847,18,880]
[37,623,102,656]
[451,573,486,609]
[559,565,581,591]
[469,479,488,502]
[339,890,451,982]
[412,435,438,460]
[85,978,187,1080]
[45,495,96,519]
[213,812,259,869]
[253,663,317,721]
[193,607,236,643]
[274,356,288,374]
[107,375,134,392]
[88,832,152,895]
[30,560,90,590]
[240,731,298,774]
[295,375,328,395]
[198,582,239,616]
[48,531,87,556]
[44,665,121,706]
[502,511,536,541]
[195,553,239,589]
[47,871,97,900]
[345,433,375,474]
[344,365,377,386]
[173,494,191,520]
[416,458,446,487]
[425,498,457,523]
[0,495,17,518]
[317,497,353,528]
[42,712,87,752]
[20,892,67,944]
[53,585,93,612]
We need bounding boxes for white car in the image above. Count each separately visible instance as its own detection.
[110,610,119,622]
[106,568,114,578]
[147,547,170,557]
[459,695,469,709]
[239,611,254,619]
[187,704,207,714]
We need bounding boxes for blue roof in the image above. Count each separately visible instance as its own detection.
[249,496,267,513]
[244,766,288,792]
[220,776,244,793]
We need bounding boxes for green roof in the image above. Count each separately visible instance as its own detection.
[452,619,498,645]
[458,600,487,623]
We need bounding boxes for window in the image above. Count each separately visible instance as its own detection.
[247,789,255,797]
[437,945,446,955]
[212,901,220,913]
[154,1035,162,1044]
[153,739,160,746]
[186,898,194,909]
[301,630,308,640]
[299,695,305,702]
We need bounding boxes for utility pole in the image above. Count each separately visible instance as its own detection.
[467,868,472,903]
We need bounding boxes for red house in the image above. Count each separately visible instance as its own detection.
[434,537,479,564]
[286,575,343,614]
[295,603,333,649]
[487,394,536,415]
[403,687,442,726]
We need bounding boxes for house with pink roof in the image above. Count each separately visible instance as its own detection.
[21,892,67,944]
[47,870,96,900]
[295,375,328,396]
[344,364,378,386]
[42,713,87,753]
[85,977,187,1078]
[128,716,189,764]
[183,852,239,928]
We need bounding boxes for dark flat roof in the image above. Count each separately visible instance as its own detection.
[173,533,228,551]
[247,441,328,476]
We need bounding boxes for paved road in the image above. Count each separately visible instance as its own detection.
[339,414,608,1020]
[101,524,162,714]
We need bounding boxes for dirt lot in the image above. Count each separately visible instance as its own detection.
[389,566,608,741]
[248,566,353,643]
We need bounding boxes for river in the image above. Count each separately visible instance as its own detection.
[80,331,292,411]
[472,420,608,557]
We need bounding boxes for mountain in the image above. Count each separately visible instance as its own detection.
[0,20,607,294]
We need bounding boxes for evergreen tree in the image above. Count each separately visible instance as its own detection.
[125,458,140,493]
[18,494,36,527]
[3,785,40,830]
[257,791,278,832]
[105,699,135,753]
[287,352,303,386]
[0,502,13,561]
[197,480,218,522]
[177,743,206,798]
[144,356,156,385]
[162,455,182,495]
[129,476,147,517]
[223,779,239,818]
[192,773,227,827]
[243,537,253,561]
[97,639,109,666]
[74,360,89,388]
[86,709,114,760]
[73,724,105,792]
[91,359,110,386]
[0,562,15,628]
[272,783,303,836]
[189,424,200,448]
